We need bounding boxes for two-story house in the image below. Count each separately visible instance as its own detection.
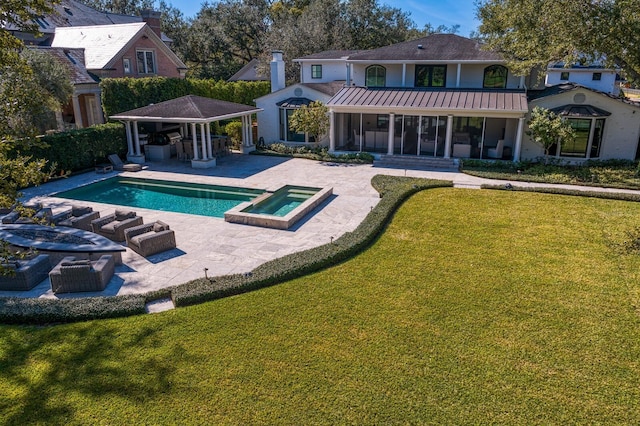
[257,34,640,162]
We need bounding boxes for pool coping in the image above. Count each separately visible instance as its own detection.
[224,186,334,230]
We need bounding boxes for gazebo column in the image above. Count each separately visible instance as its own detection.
[240,115,256,153]
[206,123,213,159]
[190,122,217,169]
[191,123,199,160]
[124,121,134,156]
[200,123,207,159]
[127,120,145,164]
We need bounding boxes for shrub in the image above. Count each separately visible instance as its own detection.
[224,121,243,149]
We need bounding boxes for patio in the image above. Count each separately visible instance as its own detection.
[0,154,470,299]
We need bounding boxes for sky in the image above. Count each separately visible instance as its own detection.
[174,0,480,37]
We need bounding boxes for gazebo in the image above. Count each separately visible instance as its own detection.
[110,95,262,168]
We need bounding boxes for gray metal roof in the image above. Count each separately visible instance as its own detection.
[110,95,262,123]
[347,34,503,62]
[327,87,528,113]
[550,104,611,117]
[276,98,313,108]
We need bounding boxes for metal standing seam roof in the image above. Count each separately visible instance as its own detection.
[109,95,262,122]
[327,87,529,113]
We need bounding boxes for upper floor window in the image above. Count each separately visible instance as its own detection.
[560,71,569,81]
[483,65,508,88]
[311,65,322,79]
[123,58,131,74]
[592,72,602,81]
[137,50,156,74]
[415,65,447,88]
[366,65,386,87]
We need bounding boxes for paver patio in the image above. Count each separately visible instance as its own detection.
[2,154,637,300]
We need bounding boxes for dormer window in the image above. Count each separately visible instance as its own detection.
[366,65,386,87]
[415,65,447,88]
[483,65,508,88]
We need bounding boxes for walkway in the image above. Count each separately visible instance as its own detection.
[2,154,637,300]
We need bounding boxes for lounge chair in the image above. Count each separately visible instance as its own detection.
[125,221,176,257]
[91,209,143,242]
[108,154,143,172]
[1,204,52,224]
[49,255,115,294]
[487,139,505,159]
[0,254,51,291]
[53,205,100,231]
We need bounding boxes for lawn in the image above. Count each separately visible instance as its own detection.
[1,188,640,424]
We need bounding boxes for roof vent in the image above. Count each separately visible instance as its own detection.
[417,44,423,49]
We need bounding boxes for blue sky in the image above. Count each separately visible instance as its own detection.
[173,0,479,37]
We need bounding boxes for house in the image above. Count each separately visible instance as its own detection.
[9,0,186,130]
[257,34,640,163]
[227,58,268,82]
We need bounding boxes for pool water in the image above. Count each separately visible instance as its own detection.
[242,185,320,217]
[56,177,265,218]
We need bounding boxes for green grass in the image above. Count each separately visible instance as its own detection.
[462,159,640,189]
[2,188,640,424]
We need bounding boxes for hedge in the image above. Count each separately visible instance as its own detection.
[101,77,270,117]
[17,123,127,175]
[482,183,640,202]
[0,176,452,324]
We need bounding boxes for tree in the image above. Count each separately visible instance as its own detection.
[289,101,330,143]
[77,0,154,15]
[476,0,640,84]
[526,106,576,163]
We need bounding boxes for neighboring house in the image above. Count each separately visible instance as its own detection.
[227,58,268,82]
[39,22,187,129]
[32,46,103,129]
[257,34,640,162]
[546,62,620,95]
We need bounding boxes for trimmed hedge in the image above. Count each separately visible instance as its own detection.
[0,294,147,325]
[101,77,270,116]
[0,176,452,324]
[18,123,127,175]
[482,183,640,202]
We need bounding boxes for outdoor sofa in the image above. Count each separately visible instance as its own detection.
[125,221,176,257]
[49,255,115,294]
[53,205,100,231]
[0,254,51,291]
[91,210,143,242]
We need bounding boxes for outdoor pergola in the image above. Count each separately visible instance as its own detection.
[110,95,262,168]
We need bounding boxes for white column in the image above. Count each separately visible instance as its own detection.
[242,116,247,147]
[132,121,141,156]
[513,116,525,162]
[191,123,199,160]
[444,115,454,159]
[206,123,213,158]
[124,121,134,155]
[456,64,461,88]
[329,110,335,152]
[387,113,395,155]
[72,95,84,128]
[402,64,407,87]
[248,116,254,146]
[200,123,207,159]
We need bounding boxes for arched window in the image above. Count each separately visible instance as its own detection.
[366,65,386,87]
[483,65,508,88]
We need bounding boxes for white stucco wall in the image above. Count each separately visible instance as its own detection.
[255,84,334,145]
[545,69,618,94]
[521,88,640,161]
[299,61,347,83]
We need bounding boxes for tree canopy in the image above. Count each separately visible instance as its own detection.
[476,0,640,84]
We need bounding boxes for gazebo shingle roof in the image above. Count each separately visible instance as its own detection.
[110,95,261,121]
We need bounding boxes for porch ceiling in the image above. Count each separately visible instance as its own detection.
[327,87,529,115]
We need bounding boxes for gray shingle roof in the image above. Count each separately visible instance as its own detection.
[327,86,528,113]
[110,95,261,121]
[227,59,268,82]
[295,50,362,61]
[300,81,345,97]
[32,47,98,85]
[346,34,503,62]
[528,83,640,108]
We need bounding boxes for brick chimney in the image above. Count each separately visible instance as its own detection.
[270,51,285,92]
[141,9,162,38]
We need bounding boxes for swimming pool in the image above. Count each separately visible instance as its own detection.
[56,177,265,218]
